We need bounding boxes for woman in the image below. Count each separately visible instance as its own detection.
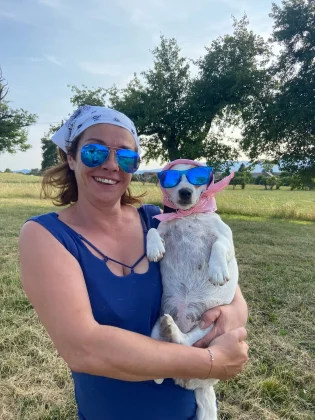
[19,105,248,420]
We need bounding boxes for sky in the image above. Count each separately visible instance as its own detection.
[0,0,281,171]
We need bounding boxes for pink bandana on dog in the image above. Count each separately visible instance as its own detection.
[153,159,234,222]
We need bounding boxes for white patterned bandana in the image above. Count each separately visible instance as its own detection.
[51,105,141,154]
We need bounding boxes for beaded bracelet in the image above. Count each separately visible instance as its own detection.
[206,348,214,378]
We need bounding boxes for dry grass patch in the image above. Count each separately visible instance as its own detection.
[0,174,314,419]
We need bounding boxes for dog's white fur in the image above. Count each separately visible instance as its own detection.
[147,164,238,420]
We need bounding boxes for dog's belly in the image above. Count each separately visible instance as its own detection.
[159,215,238,334]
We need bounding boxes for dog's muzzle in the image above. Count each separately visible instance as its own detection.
[178,188,193,204]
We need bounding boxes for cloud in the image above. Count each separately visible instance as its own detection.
[78,61,123,76]
[29,56,44,62]
[0,10,17,20]
[37,0,62,9]
[27,55,63,66]
[43,54,63,66]
[28,56,63,66]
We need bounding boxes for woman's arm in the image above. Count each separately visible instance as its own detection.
[19,222,248,381]
[193,285,248,348]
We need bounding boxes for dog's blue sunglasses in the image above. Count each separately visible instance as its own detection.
[81,143,140,174]
[158,166,213,188]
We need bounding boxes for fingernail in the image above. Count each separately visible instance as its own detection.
[199,321,206,329]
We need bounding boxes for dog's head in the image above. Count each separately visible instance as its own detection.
[164,163,209,210]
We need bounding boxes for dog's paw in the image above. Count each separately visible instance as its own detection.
[146,229,165,262]
[160,314,183,344]
[174,378,189,389]
[147,239,165,262]
[174,378,198,390]
[208,263,230,286]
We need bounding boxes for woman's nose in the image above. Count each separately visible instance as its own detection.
[101,149,119,170]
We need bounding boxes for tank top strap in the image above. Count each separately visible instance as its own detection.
[26,212,80,260]
[27,205,161,272]
[77,233,146,271]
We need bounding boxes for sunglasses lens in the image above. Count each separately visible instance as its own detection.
[116,149,140,173]
[158,170,181,188]
[81,144,109,167]
[186,167,212,185]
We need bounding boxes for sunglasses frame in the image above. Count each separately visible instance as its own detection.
[158,166,213,188]
[80,143,140,174]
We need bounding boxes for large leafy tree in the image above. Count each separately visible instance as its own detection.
[240,0,315,177]
[106,22,270,166]
[107,36,197,163]
[43,17,271,168]
[0,67,37,154]
[69,84,107,108]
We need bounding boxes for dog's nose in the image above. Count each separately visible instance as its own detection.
[178,188,192,200]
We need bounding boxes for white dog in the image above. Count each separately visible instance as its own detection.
[146,160,238,420]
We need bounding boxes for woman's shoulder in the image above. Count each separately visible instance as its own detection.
[138,204,161,229]
[26,211,58,223]
[21,211,80,260]
[140,204,162,215]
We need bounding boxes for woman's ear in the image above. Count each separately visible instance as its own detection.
[67,154,75,171]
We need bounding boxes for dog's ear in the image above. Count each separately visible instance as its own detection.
[163,205,176,214]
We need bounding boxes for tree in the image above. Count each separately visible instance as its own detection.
[108,36,202,163]
[255,175,264,185]
[240,0,315,177]
[4,168,12,173]
[267,176,277,190]
[47,18,270,166]
[234,162,254,189]
[69,84,107,108]
[104,22,269,165]
[41,123,62,171]
[261,160,274,174]
[0,67,37,154]
[27,168,41,176]
[230,176,239,189]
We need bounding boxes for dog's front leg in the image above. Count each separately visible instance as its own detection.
[146,228,165,262]
[208,238,232,286]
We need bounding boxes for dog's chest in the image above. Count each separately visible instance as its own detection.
[161,214,217,264]
[158,214,219,332]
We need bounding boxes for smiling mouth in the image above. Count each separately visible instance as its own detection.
[93,177,118,185]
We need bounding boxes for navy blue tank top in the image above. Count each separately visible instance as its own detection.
[29,205,197,420]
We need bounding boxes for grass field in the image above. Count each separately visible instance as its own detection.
[0,173,315,419]
[1,172,315,222]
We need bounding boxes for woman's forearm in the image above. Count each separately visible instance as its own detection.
[70,323,210,382]
[233,285,248,326]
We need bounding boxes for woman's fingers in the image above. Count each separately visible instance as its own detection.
[229,326,247,342]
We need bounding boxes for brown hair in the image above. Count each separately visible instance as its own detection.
[41,135,145,207]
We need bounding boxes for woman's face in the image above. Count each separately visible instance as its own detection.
[67,123,137,206]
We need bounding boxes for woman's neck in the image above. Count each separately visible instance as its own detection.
[62,196,129,232]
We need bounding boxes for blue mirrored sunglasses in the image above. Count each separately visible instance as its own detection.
[158,166,213,188]
[81,144,140,174]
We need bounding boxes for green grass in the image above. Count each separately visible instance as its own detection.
[0,173,315,419]
[1,172,314,221]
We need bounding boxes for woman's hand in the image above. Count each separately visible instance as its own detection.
[208,327,248,380]
[194,286,248,348]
